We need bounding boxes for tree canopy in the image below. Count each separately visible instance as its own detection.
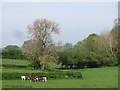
[22,18,60,69]
[2,45,24,59]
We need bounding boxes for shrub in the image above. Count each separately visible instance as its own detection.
[2,64,28,69]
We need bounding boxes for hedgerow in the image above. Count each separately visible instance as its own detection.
[2,71,82,80]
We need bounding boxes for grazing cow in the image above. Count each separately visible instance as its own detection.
[30,76,38,82]
[21,76,26,80]
[42,77,47,82]
[37,76,44,82]
[28,74,47,82]
[38,76,47,82]
[25,76,30,80]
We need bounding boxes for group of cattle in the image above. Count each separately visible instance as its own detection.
[21,75,47,82]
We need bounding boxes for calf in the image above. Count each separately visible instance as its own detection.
[30,76,38,82]
[37,76,44,82]
[21,76,26,80]
[42,77,47,82]
[38,76,47,82]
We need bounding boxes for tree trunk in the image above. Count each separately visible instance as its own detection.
[109,39,116,57]
[39,55,45,70]
[41,63,45,70]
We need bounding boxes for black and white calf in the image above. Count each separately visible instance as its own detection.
[21,76,26,80]
[37,76,47,82]
[21,76,30,80]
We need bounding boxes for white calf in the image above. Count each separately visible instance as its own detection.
[21,76,26,80]
[43,77,47,82]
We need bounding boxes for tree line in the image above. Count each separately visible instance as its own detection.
[1,18,119,70]
[2,45,24,59]
[58,28,118,69]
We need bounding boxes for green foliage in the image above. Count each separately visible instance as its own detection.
[58,31,118,69]
[28,59,40,69]
[2,70,82,80]
[61,43,73,50]
[2,67,118,88]
[45,62,60,71]
[2,68,43,73]
[2,59,30,69]
[2,59,30,66]
[83,33,99,52]
[2,27,118,69]
[2,64,28,69]
[2,45,25,59]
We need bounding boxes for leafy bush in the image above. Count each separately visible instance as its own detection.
[2,64,28,69]
[2,45,25,59]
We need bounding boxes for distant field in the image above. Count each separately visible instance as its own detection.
[2,67,118,88]
[1,59,118,88]
[1,59,30,66]
[1,59,60,69]
[2,68,43,73]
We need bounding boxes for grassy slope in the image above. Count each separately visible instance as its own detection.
[2,67,118,88]
[1,59,30,66]
[2,68,43,73]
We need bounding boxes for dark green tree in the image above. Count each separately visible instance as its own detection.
[2,45,24,59]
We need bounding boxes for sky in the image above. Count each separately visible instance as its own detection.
[1,2,118,48]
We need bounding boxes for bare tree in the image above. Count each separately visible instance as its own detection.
[96,31,117,57]
[22,18,60,69]
[114,18,120,27]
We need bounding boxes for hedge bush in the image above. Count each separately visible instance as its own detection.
[2,71,82,80]
[2,65,28,69]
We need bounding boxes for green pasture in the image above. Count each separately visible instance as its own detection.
[2,68,43,73]
[1,59,30,66]
[2,67,118,88]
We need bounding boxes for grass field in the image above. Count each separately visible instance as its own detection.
[1,59,30,66]
[2,68,43,73]
[2,67,118,88]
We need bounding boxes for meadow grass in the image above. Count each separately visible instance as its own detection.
[1,59,30,66]
[2,68,44,73]
[2,67,118,88]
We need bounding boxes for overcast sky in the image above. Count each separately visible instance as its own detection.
[1,2,118,48]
